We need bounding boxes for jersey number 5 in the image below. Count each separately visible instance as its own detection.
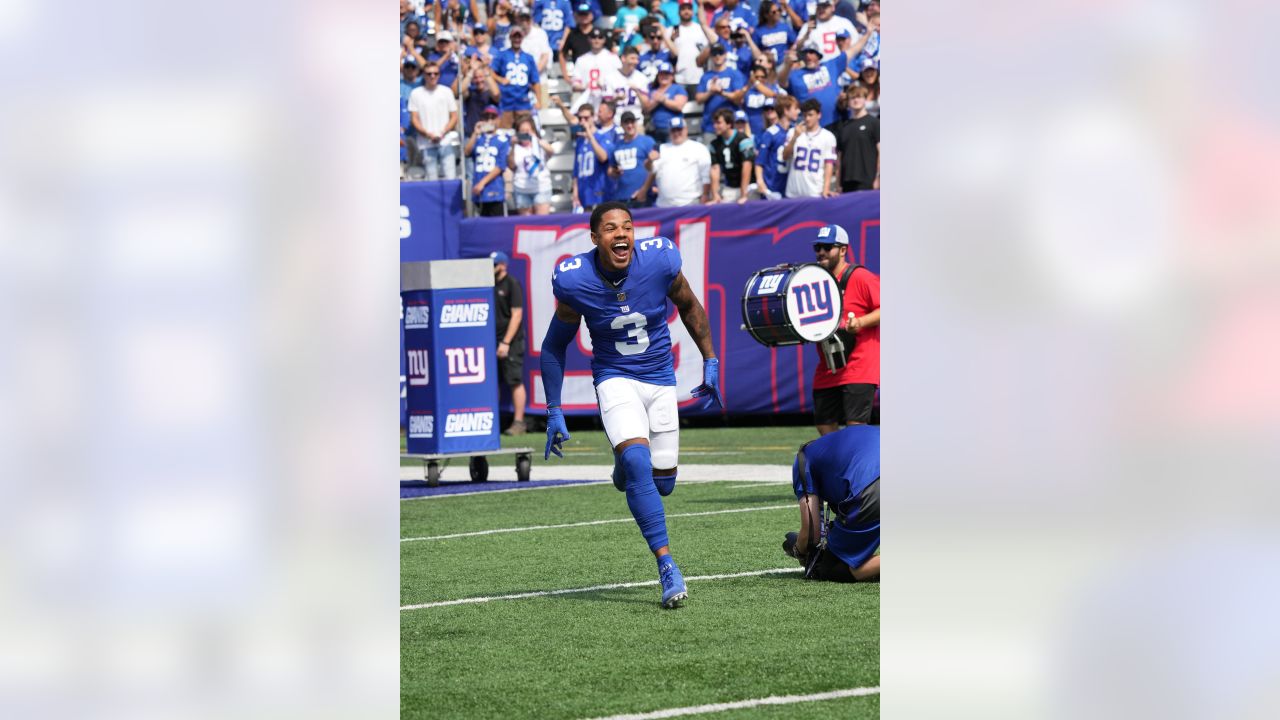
[611,312,650,355]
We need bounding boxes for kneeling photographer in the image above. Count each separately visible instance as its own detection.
[783,424,880,583]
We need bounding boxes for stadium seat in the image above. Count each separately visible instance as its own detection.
[551,172,573,196]
[540,108,567,127]
[547,154,574,173]
[683,100,703,116]
[595,16,614,31]
[544,126,570,146]
[550,194,575,213]
[544,77,571,95]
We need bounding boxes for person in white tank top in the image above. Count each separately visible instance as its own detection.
[508,115,555,214]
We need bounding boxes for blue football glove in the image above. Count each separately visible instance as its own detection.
[545,407,570,460]
[690,358,722,410]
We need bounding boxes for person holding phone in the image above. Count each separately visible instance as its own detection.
[507,114,555,215]
[464,105,511,216]
[552,95,614,212]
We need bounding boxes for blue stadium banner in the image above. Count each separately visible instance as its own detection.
[457,192,880,416]
[400,180,463,262]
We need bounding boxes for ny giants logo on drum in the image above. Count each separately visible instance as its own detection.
[791,281,835,325]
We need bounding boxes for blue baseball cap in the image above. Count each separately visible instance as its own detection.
[733,109,747,122]
[835,29,851,39]
[669,116,685,128]
[814,224,849,246]
[575,3,593,13]
[655,60,674,74]
[490,251,510,265]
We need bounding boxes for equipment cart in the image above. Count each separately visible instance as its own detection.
[402,447,535,487]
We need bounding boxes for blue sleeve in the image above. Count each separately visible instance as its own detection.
[730,70,746,90]
[490,52,503,74]
[540,315,578,409]
[498,139,511,166]
[697,74,710,92]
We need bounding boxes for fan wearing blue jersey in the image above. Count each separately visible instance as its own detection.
[533,0,575,53]
[488,26,542,128]
[541,202,722,609]
[607,112,657,206]
[464,106,511,216]
[782,425,880,583]
[751,1,796,65]
[694,46,747,137]
[552,97,614,212]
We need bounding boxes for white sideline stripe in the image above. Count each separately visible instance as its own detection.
[579,687,881,720]
[400,567,799,611]
[400,463,790,487]
[401,504,793,542]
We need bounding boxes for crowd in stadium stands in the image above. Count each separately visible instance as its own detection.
[401,0,880,215]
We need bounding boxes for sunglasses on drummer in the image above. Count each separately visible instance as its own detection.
[813,243,841,252]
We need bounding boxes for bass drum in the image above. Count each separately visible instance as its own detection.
[741,263,842,346]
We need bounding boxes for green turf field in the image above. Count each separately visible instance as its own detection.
[402,425,820,466]
[401,448,880,719]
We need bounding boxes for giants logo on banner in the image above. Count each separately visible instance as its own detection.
[445,347,486,384]
[444,410,494,437]
[517,220,711,408]
[407,349,430,386]
[404,302,430,329]
[408,413,434,439]
[439,301,489,328]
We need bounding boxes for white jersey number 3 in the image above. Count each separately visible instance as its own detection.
[611,312,650,355]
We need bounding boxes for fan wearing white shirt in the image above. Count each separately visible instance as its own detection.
[642,116,711,207]
[810,0,858,63]
[603,46,652,124]
[782,98,837,198]
[570,28,623,112]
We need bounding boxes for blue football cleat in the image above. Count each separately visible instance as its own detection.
[659,560,688,608]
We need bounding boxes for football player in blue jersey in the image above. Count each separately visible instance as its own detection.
[540,201,721,608]
[782,425,880,582]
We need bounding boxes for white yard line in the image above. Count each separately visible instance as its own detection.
[723,482,790,489]
[401,504,794,542]
[400,464,790,484]
[399,567,800,611]
[578,687,881,720]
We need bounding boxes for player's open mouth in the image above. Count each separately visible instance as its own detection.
[610,242,630,262]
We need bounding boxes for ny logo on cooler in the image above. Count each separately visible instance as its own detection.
[407,349,430,386]
[444,347,486,384]
[791,281,835,325]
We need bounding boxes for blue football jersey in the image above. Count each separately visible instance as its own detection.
[574,128,615,207]
[792,425,880,507]
[491,48,539,110]
[472,133,511,203]
[551,238,682,386]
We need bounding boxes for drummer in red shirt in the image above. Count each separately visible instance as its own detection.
[811,223,880,434]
